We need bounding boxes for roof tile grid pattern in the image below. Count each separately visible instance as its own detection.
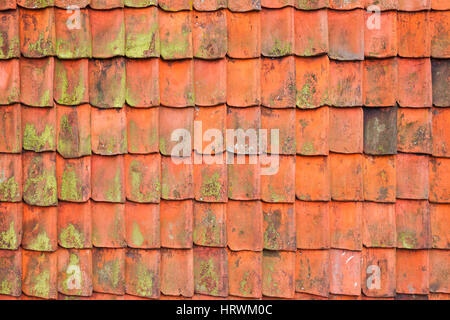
[0,0,448,300]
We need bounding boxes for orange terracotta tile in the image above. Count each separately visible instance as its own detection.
[90,0,124,9]
[296,57,329,107]
[430,204,450,249]
[125,248,160,298]
[91,202,126,248]
[92,248,125,295]
[0,105,21,154]
[295,156,330,201]
[124,7,160,58]
[91,108,127,155]
[193,153,227,202]
[0,60,20,105]
[227,200,263,251]
[160,60,194,107]
[21,105,56,153]
[0,249,22,297]
[193,10,227,59]
[57,248,93,297]
[58,201,92,249]
[194,59,226,106]
[396,249,429,294]
[0,203,22,250]
[159,0,193,10]
[329,107,363,154]
[91,155,125,203]
[261,108,295,155]
[22,250,57,299]
[20,57,54,107]
[330,202,362,251]
[227,58,261,107]
[125,154,161,203]
[330,153,363,201]
[193,202,226,247]
[395,293,429,300]
[429,250,450,293]
[261,7,294,57]
[362,202,396,248]
[398,0,431,11]
[55,8,91,59]
[294,292,328,300]
[226,106,261,154]
[22,151,57,207]
[396,200,431,249]
[431,11,450,58]
[364,58,398,106]
[126,106,159,154]
[398,12,430,58]
[430,158,450,203]
[363,107,398,155]
[194,105,226,155]
[0,153,22,202]
[398,58,432,108]
[55,0,90,8]
[261,155,295,203]
[159,11,193,60]
[429,293,450,300]
[397,108,432,154]
[294,9,328,57]
[226,11,260,58]
[161,154,194,200]
[89,58,126,109]
[364,11,397,58]
[329,294,361,300]
[329,60,363,107]
[19,7,55,58]
[329,249,361,296]
[56,155,91,202]
[263,251,295,298]
[261,56,296,108]
[431,59,449,107]
[125,202,160,249]
[296,107,329,155]
[262,0,294,7]
[54,59,89,106]
[396,153,429,200]
[262,203,296,251]
[228,250,262,298]
[295,250,329,297]
[160,200,193,249]
[56,104,91,158]
[365,0,397,11]
[362,248,396,297]
[329,0,364,9]
[0,0,16,9]
[194,0,227,10]
[433,108,450,157]
[296,201,329,249]
[363,155,396,203]
[328,9,364,61]
[432,0,450,9]
[0,10,19,59]
[227,154,260,200]
[160,248,194,297]
[125,59,160,107]
[194,246,228,297]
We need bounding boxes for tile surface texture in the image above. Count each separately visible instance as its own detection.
[0,0,449,300]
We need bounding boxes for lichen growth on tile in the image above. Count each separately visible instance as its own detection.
[0,176,20,201]
[23,123,55,152]
[0,221,17,249]
[60,223,85,248]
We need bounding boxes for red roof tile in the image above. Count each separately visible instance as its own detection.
[0,2,448,301]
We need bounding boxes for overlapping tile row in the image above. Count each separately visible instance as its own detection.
[0,0,448,300]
